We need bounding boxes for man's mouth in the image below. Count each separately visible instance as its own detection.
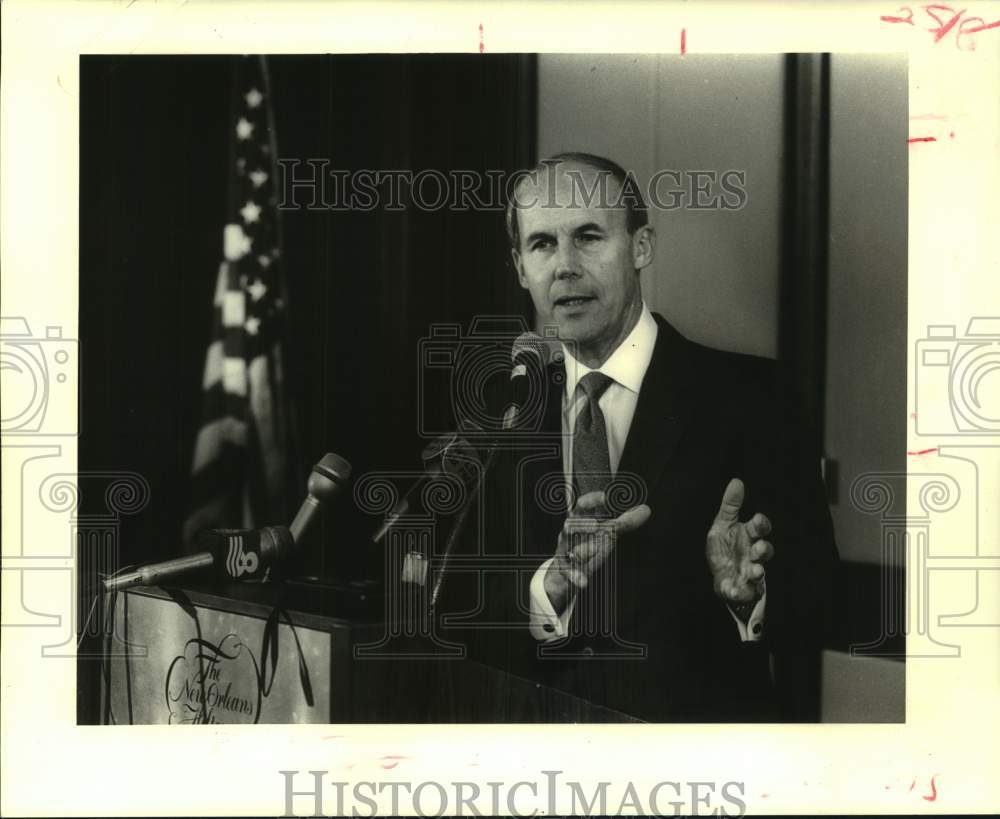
[553,295,596,308]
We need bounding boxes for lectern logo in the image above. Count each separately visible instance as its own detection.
[226,533,260,578]
[165,634,262,724]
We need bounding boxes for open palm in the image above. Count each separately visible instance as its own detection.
[705,478,774,604]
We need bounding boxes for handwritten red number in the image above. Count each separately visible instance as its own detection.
[882,3,1000,48]
[957,15,1000,49]
[924,4,966,42]
[881,6,915,23]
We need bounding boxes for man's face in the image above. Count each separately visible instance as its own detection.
[512,164,654,366]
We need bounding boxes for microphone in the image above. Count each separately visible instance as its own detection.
[502,332,555,431]
[289,452,353,542]
[428,335,556,603]
[103,452,352,592]
[428,419,498,609]
[370,432,481,545]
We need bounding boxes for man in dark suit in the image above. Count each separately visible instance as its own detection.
[467,152,839,722]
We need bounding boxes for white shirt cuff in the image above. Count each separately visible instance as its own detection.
[528,559,765,643]
[529,557,577,641]
[729,591,766,642]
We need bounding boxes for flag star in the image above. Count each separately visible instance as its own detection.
[224,223,252,260]
[245,88,263,108]
[240,200,262,224]
[247,280,268,302]
[245,316,261,335]
[257,254,271,268]
[236,118,255,140]
[249,169,268,188]
[236,157,247,173]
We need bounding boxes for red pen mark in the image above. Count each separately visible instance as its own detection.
[909,779,916,792]
[322,734,345,740]
[925,4,965,42]
[922,775,939,802]
[950,130,955,139]
[910,412,918,419]
[681,28,687,55]
[880,5,1000,49]
[379,754,408,770]
[478,23,485,54]
[908,136,937,143]
[908,447,938,455]
[881,7,915,23]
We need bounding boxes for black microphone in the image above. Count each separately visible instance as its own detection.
[103,452,352,591]
[428,418,499,609]
[370,432,482,544]
[502,331,556,431]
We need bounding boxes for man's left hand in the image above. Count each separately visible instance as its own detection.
[705,477,774,604]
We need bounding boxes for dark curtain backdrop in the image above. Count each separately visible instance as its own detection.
[80,54,537,582]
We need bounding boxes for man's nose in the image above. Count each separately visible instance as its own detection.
[553,240,580,279]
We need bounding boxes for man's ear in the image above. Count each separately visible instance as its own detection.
[512,248,529,289]
[632,224,655,271]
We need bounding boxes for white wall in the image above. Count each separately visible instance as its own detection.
[538,54,784,359]
[826,54,908,564]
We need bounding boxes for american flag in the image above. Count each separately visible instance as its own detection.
[183,55,297,545]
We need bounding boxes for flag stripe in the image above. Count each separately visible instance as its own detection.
[183,55,296,547]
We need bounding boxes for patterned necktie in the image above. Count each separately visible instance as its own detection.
[572,371,614,499]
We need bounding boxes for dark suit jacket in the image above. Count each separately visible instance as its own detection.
[444,313,839,722]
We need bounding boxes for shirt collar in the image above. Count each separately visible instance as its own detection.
[561,301,659,401]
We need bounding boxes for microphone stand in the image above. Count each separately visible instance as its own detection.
[428,442,497,612]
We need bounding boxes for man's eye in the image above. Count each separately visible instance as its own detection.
[578,233,601,244]
[531,239,553,251]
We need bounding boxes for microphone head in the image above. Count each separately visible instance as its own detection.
[511,332,550,367]
[441,435,482,487]
[510,332,573,368]
[421,431,459,464]
[308,452,352,501]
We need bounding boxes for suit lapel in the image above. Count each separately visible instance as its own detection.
[519,317,693,547]
[518,359,568,555]
[616,313,695,501]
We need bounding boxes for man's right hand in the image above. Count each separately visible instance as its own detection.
[543,490,652,615]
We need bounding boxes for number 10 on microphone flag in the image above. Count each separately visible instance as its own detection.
[184,56,298,546]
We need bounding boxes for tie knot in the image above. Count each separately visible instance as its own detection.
[579,371,613,401]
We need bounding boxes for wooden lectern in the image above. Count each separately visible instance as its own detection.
[101,580,639,724]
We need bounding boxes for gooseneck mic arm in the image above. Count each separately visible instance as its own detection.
[370,432,481,545]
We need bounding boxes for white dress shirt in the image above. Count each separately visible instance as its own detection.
[527,301,766,642]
